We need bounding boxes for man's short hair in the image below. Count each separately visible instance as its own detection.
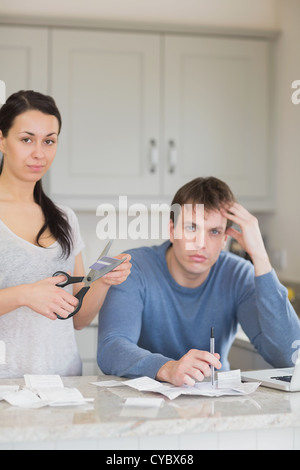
[170,176,236,228]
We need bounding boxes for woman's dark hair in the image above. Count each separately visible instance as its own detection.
[0,90,73,258]
[170,176,236,229]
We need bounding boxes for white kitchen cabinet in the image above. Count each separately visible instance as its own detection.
[163,35,272,207]
[50,29,161,204]
[50,29,273,211]
[0,26,48,97]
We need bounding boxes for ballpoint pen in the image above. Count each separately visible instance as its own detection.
[210,327,215,388]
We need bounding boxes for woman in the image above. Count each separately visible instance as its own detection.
[0,90,131,378]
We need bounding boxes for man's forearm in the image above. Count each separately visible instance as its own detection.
[251,251,272,277]
[98,336,170,379]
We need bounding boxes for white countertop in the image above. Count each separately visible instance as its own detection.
[1,375,300,446]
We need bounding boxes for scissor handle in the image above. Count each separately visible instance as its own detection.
[53,271,84,288]
[56,286,90,320]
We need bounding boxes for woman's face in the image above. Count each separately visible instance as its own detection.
[0,109,59,183]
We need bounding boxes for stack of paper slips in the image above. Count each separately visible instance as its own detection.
[0,375,94,409]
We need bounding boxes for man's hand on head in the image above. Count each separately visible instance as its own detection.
[222,203,272,276]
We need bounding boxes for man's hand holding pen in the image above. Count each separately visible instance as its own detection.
[156,349,222,387]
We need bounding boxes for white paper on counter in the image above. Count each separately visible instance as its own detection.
[24,374,64,390]
[4,387,93,408]
[122,370,260,400]
[3,389,48,408]
[159,381,260,400]
[0,385,20,401]
[90,380,125,388]
[37,387,94,407]
[123,377,165,391]
[3,375,94,408]
[217,369,242,388]
[124,397,164,408]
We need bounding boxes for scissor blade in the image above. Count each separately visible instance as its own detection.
[99,240,113,259]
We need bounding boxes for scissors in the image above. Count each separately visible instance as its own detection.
[53,240,125,320]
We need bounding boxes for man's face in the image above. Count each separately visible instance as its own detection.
[169,205,228,286]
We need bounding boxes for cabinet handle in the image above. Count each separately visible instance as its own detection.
[169,140,177,174]
[149,139,159,173]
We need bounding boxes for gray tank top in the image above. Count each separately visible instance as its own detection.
[0,205,85,378]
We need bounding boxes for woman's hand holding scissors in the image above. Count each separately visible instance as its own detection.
[21,275,79,321]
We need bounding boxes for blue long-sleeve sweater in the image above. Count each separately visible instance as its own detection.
[97,241,300,379]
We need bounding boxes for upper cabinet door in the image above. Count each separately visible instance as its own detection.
[163,35,272,209]
[0,26,48,96]
[50,30,160,206]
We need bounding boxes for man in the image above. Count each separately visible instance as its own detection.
[97,177,300,386]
